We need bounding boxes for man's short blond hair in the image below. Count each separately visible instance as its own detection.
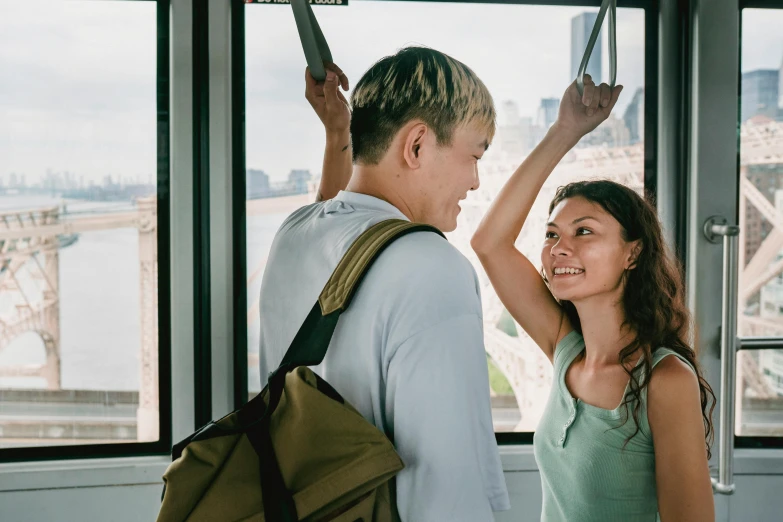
[350,46,496,165]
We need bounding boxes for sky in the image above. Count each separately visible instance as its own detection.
[246,1,647,180]
[0,1,157,185]
[0,1,781,184]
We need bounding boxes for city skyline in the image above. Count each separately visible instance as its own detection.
[1,3,781,183]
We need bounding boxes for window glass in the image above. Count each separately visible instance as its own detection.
[0,0,160,448]
[736,8,783,437]
[245,1,646,432]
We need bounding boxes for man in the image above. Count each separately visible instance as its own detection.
[258,47,509,521]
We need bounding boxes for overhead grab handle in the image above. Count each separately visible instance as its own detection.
[291,0,333,82]
[576,0,617,97]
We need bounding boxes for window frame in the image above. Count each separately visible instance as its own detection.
[0,0,173,462]
[233,0,660,446]
[734,0,783,449]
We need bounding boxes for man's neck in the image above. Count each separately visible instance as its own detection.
[346,169,415,222]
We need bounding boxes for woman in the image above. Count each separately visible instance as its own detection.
[471,76,716,521]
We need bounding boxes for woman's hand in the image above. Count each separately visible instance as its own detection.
[552,74,623,143]
[304,62,350,136]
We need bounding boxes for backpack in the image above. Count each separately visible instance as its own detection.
[156,219,443,522]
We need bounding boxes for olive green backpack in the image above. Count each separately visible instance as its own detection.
[156,219,443,522]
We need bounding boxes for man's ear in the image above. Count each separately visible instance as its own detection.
[403,122,429,169]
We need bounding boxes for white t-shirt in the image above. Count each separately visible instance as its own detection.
[258,190,510,521]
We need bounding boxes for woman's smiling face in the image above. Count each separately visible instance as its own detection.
[541,196,638,303]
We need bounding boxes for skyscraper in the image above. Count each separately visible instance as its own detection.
[537,98,560,129]
[571,12,603,83]
[741,69,779,123]
[246,168,270,199]
[288,169,313,194]
[498,101,532,156]
[623,87,645,144]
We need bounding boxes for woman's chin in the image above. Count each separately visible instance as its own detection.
[552,289,583,303]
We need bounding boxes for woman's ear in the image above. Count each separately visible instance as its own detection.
[626,241,643,270]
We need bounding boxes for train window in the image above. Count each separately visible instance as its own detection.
[0,0,169,457]
[241,0,649,436]
[244,1,654,432]
[736,7,783,440]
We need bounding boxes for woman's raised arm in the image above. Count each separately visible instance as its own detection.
[471,78,622,359]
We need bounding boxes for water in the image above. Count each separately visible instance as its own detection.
[0,194,289,393]
[0,195,164,392]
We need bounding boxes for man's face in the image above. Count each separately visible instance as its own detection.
[412,122,488,232]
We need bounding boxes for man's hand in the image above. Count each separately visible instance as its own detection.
[304,62,350,135]
[552,74,623,144]
[308,62,352,202]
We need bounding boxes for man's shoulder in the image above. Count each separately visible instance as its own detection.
[269,205,478,296]
[277,201,324,234]
[384,231,473,272]
[369,231,480,301]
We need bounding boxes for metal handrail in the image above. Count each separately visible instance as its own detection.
[576,0,617,96]
[704,216,740,496]
[738,338,783,351]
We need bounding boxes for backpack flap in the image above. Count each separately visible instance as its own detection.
[264,367,405,520]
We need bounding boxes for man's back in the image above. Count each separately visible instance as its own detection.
[258,191,509,521]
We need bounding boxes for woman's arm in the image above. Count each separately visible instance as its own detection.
[471,78,623,359]
[648,357,715,522]
[303,63,352,201]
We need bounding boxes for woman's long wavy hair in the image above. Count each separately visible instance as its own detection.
[547,180,716,457]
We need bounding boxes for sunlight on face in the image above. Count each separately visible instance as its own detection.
[416,122,489,232]
[541,197,636,303]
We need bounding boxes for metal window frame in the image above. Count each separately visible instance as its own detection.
[232,0,249,411]
[192,0,213,431]
[232,0,659,447]
[740,0,783,8]
[0,0,174,462]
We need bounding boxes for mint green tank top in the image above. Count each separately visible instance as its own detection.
[533,330,694,521]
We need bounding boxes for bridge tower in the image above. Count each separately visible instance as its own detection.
[0,199,160,443]
[0,206,62,389]
[137,197,159,442]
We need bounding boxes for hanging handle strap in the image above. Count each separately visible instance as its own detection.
[291,0,333,82]
[576,0,617,97]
